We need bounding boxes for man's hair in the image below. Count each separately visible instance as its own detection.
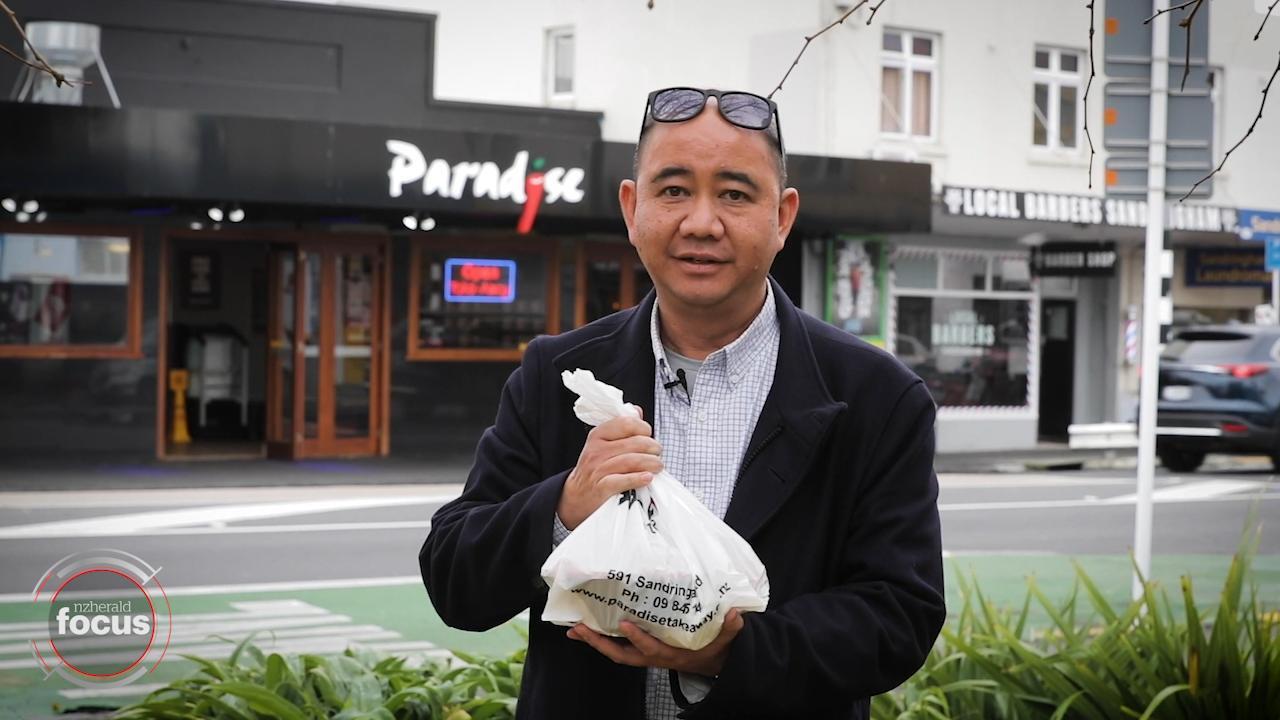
[632,115,788,190]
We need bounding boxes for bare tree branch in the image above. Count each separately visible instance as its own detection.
[1142,0,1205,92]
[0,0,75,87]
[866,0,889,26]
[1143,0,1198,25]
[1258,0,1280,41]
[1181,49,1280,201]
[1176,0,1205,92]
[1084,1,1097,189]
[768,1,874,100]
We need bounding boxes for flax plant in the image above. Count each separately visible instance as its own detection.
[874,522,1278,719]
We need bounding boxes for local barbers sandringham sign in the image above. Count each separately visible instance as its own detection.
[941,185,1238,234]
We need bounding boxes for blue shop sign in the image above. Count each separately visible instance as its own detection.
[1267,238,1280,272]
[1237,209,1280,242]
[1184,247,1268,287]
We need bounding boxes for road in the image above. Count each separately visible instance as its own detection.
[0,465,1275,716]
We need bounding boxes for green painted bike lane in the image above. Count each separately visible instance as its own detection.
[1,554,1276,718]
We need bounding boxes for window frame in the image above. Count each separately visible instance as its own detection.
[1031,46,1085,153]
[407,235,561,362]
[544,26,575,106]
[0,223,144,359]
[879,28,941,142]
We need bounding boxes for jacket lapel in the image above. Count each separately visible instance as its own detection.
[551,289,657,427]
[724,280,846,541]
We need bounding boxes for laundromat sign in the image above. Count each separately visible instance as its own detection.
[942,185,1237,233]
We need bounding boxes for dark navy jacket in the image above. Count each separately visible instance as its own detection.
[420,277,945,719]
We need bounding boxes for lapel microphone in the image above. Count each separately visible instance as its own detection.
[662,368,688,394]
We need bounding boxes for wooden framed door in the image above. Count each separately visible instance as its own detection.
[267,239,386,458]
[574,242,652,327]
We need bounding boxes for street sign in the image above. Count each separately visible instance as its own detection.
[1237,209,1280,242]
[1104,1,1214,198]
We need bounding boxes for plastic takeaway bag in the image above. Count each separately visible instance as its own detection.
[539,369,770,651]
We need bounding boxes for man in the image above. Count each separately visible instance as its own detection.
[420,87,944,719]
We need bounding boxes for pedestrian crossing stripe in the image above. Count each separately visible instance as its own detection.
[0,598,453,699]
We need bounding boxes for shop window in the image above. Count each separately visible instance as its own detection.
[409,238,559,361]
[0,229,142,358]
[892,248,1034,409]
[1032,47,1083,151]
[896,295,1031,408]
[893,253,938,289]
[940,255,987,291]
[880,29,938,139]
[545,27,575,106]
[993,258,1034,292]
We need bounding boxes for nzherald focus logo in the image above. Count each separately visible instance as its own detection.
[30,550,173,688]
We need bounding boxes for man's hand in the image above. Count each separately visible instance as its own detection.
[566,609,745,678]
[558,413,662,530]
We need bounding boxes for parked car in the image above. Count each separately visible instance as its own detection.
[1156,324,1280,472]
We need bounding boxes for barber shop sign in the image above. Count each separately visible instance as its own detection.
[386,140,586,233]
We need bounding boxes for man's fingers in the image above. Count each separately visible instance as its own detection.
[600,471,654,496]
[597,452,664,477]
[618,621,669,657]
[571,625,646,667]
[606,435,663,457]
[589,417,653,442]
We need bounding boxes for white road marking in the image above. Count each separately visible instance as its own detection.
[0,575,423,604]
[0,520,433,539]
[938,474,1136,488]
[0,495,453,539]
[1102,479,1268,504]
[59,682,171,700]
[0,483,468,509]
[2,598,449,675]
[940,489,1276,512]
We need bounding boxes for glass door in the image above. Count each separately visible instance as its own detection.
[267,240,384,458]
[574,242,650,327]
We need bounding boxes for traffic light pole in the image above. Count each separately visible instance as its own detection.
[1133,0,1170,601]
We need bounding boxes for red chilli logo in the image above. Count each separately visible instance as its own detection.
[517,157,548,235]
[31,549,173,688]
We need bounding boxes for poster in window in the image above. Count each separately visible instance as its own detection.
[181,252,220,309]
[895,296,1031,408]
[0,280,33,344]
[826,238,885,346]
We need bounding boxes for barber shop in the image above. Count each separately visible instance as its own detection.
[0,0,931,465]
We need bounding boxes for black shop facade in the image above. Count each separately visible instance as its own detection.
[0,113,930,465]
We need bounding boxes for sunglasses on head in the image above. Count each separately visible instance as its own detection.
[642,87,785,155]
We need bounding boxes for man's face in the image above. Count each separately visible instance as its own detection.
[620,103,799,316]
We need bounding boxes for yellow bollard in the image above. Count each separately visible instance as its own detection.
[169,370,192,445]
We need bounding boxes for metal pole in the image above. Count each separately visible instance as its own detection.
[1133,0,1170,601]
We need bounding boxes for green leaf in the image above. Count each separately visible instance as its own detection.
[209,681,309,720]
[1136,684,1191,720]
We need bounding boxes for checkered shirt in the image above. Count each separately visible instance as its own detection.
[644,283,779,719]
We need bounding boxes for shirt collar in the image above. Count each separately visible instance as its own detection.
[649,281,779,389]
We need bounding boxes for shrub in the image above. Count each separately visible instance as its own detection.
[873,529,1279,719]
[113,634,522,720]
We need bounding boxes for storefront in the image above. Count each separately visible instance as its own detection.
[882,184,1269,451]
[0,0,931,464]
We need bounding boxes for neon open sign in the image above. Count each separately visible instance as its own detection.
[444,258,517,303]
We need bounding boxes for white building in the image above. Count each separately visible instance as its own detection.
[288,0,1280,451]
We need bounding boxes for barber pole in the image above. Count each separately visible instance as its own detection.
[1124,309,1140,365]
